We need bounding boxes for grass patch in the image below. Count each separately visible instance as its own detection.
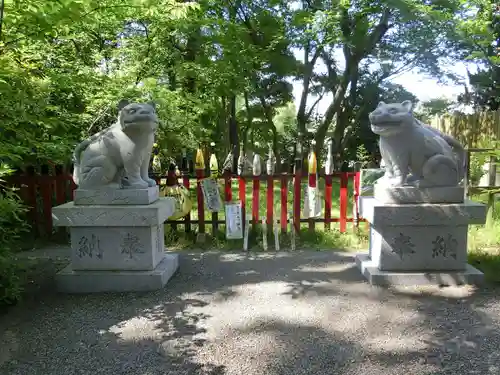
[468,248,500,283]
[166,224,368,252]
[466,193,500,283]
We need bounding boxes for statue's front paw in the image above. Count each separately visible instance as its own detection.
[383,176,405,187]
[376,175,405,187]
[145,178,157,187]
[121,177,149,189]
[389,178,405,187]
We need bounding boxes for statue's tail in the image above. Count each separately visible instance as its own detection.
[71,126,112,186]
[72,141,87,186]
[441,133,466,182]
[416,120,466,183]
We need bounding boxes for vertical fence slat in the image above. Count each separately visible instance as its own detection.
[182,173,191,233]
[280,174,288,233]
[224,171,232,202]
[181,149,191,233]
[54,165,66,205]
[40,164,53,236]
[209,143,219,235]
[195,147,206,234]
[167,166,178,232]
[307,142,317,231]
[252,147,261,226]
[54,165,67,237]
[293,171,301,233]
[324,174,332,230]
[339,172,348,233]
[324,138,334,230]
[266,175,273,225]
[266,143,275,226]
[293,134,303,233]
[238,176,246,229]
[252,177,260,226]
[353,169,361,229]
[25,166,38,235]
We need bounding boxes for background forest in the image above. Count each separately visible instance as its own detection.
[0,0,498,169]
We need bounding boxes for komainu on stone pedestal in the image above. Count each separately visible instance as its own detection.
[355,100,486,287]
[369,100,465,188]
[52,99,179,293]
[72,100,158,190]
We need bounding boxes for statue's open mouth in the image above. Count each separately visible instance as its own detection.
[371,121,401,126]
[371,121,400,130]
[124,116,159,124]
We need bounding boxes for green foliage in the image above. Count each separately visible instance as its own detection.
[0,165,29,306]
[416,98,454,122]
[355,144,372,168]
[456,1,499,110]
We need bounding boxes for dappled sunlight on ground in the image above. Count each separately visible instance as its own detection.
[1,251,500,374]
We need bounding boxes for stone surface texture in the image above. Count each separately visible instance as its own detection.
[52,197,175,227]
[74,186,159,205]
[69,225,165,271]
[368,225,469,271]
[53,195,177,293]
[374,185,464,204]
[369,100,465,188]
[355,253,484,286]
[358,193,487,286]
[360,197,486,226]
[57,253,179,293]
[72,100,158,190]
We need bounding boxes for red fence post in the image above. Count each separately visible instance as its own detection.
[293,134,303,233]
[339,171,348,233]
[181,148,191,233]
[280,166,288,234]
[266,143,275,226]
[353,165,361,229]
[39,164,53,237]
[167,163,178,232]
[237,145,248,235]
[21,166,38,236]
[209,142,219,235]
[195,146,205,235]
[54,165,66,206]
[224,170,232,202]
[54,165,67,236]
[324,139,334,230]
[307,141,318,231]
[252,146,261,228]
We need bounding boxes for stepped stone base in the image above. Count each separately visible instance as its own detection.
[56,253,179,293]
[374,185,465,204]
[73,186,159,205]
[355,253,484,287]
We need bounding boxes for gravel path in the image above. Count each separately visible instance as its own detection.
[1,250,499,375]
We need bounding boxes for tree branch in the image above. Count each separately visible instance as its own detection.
[297,47,322,130]
[357,8,391,58]
[305,90,325,120]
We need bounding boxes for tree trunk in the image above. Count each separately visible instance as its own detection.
[229,95,239,173]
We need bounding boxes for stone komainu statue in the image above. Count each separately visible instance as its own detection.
[369,100,465,188]
[73,100,159,190]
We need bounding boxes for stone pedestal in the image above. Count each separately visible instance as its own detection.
[52,186,179,293]
[356,186,487,287]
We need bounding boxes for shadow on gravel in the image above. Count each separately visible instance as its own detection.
[385,286,500,374]
[0,260,228,374]
[1,250,499,374]
[181,250,364,294]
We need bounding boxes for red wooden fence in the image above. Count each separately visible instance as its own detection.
[7,166,363,238]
